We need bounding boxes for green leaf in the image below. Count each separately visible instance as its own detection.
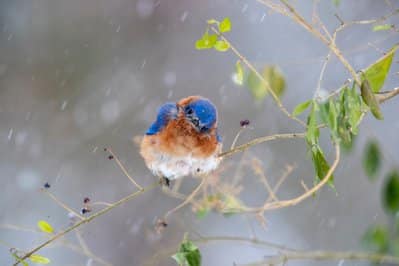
[246,70,268,101]
[11,253,29,266]
[29,254,50,264]
[222,195,244,215]
[372,24,393,32]
[362,44,398,92]
[172,238,201,266]
[328,99,338,134]
[245,66,286,102]
[333,0,341,6]
[362,225,389,253]
[213,40,230,52]
[219,17,231,33]
[340,131,356,152]
[195,39,208,50]
[292,100,311,117]
[196,207,210,219]
[383,170,399,213]
[195,32,218,50]
[306,102,319,146]
[319,99,338,141]
[37,220,54,234]
[263,66,286,98]
[311,146,335,188]
[233,60,244,85]
[361,79,383,120]
[207,19,218,25]
[363,140,381,180]
[172,252,186,266]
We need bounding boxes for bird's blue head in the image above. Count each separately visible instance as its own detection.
[182,98,217,134]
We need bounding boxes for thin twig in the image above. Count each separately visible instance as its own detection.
[251,158,279,202]
[315,50,333,99]
[265,164,295,203]
[194,235,297,252]
[106,148,143,190]
[231,128,246,149]
[41,189,84,220]
[13,183,156,265]
[376,87,399,103]
[219,132,306,158]
[239,250,399,265]
[164,178,207,219]
[210,26,307,128]
[75,229,113,266]
[243,143,340,213]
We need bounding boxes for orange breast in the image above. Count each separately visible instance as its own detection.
[158,117,219,158]
[140,116,219,162]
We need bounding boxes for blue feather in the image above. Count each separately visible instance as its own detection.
[184,99,217,133]
[146,102,177,135]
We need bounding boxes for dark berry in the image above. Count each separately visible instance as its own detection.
[108,155,114,160]
[44,182,51,189]
[240,119,250,127]
[83,197,90,204]
[81,208,91,214]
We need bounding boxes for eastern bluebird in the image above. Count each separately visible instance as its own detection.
[140,96,222,184]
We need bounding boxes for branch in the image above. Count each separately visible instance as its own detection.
[210,26,307,128]
[242,143,340,213]
[377,87,399,103]
[193,235,297,252]
[13,183,157,265]
[240,250,399,265]
[257,0,360,85]
[219,132,306,158]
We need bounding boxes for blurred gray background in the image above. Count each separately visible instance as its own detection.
[1,0,398,265]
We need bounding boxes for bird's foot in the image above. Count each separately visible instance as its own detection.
[159,176,171,187]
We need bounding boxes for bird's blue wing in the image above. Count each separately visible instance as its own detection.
[145,102,178,135]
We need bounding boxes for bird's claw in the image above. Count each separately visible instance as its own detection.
[159,176,171,187]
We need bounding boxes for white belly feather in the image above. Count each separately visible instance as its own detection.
[148,152,221,180]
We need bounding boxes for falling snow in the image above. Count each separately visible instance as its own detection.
[163,71,176,88]
[101,100,120,124]
[136,0,155,19]
[61,100,68,111]
[180,11,189,22]
[7,128,13,141]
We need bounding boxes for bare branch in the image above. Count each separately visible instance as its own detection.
[239,250,399,265]
[13,183,157,265]
[377,87,399,103]
[219,132,306,158]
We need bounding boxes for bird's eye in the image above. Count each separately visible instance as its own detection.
[185,107,193,115]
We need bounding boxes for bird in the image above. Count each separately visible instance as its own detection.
[140,96,222,185]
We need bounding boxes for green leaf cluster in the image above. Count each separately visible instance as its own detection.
[195,17,231,52]
[233,65,286,101]
[172,236,201,266]
[304,101,334,188]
